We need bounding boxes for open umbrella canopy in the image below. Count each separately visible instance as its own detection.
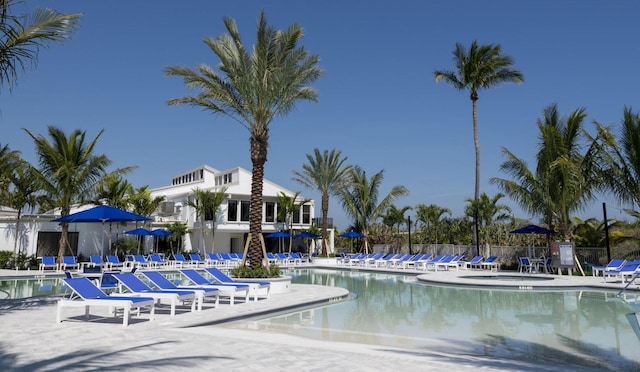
[151,229,172,236]
[124,228,153,236]
[265,231,291,238]
[339,231,365,238]
[293,231,320,239]
[510,224,556,235]
[52,205,151,223]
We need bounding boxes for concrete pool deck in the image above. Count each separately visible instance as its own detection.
[0,265,636,371]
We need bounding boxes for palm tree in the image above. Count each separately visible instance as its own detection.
[292,148,351,255]
[491,104,599,240]
[276,191,310,253]
[0,143,20,198]
[595,107,640,212]
[4,160,43,267]
[166,221,188,255]
[24,126,128,263]
[129,185,165,222]
[165,12,322,269]
[94,174,133,255]
[1,0,80,93]
[464,193,512,247]
[340,166,409,253]
[186,187,228,254]
[414,203,451,244]
[434,40,523,248]
[95,174,132,210]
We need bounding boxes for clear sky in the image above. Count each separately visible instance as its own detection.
[3,1,639,229]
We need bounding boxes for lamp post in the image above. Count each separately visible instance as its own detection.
[407,216,412,255]
[603,202,611,263]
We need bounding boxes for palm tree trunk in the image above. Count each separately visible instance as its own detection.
[13,211,22,268]
[58,223,69,265]
[472,98,480,255]
[249,134,268,269]
[321,193,329,255]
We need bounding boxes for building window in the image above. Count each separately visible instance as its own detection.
[227,200,238,221]
[302,204,310,224]
[240,201,250,221]
[292,208,300,224]
[265,202,275,222]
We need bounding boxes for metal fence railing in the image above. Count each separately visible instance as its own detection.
[368,244,640,271]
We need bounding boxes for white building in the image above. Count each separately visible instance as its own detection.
[148,164,329,254]
[0,164,334,259]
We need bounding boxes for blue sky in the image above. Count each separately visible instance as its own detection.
[3,1,639,229]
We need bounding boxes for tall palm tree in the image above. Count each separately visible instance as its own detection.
[292,148,351,255]
[340,166,408,253]
[414,203,451,244]
[434,40,523,248]
[0,0,80,93]
[491,104,599,240]
[166,12,322,269]
[24,126,126,263]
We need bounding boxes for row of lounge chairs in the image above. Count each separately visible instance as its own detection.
[336,253,501,271]
[58,267,271,327]
[593,258,640,283]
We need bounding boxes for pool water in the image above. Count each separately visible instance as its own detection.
[221,268,640,371]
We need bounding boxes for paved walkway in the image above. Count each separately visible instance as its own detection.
[0,265,634,371]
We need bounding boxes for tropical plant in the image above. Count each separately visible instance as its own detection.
[491,104,599,240]
[165,11,322,269]
[434,40,523,245]
[24,126,131,263]
[185,187,227,254]
[276,191,310,253]
[292,148,351,255]
[4,160,43,267]
[0,143,20,199]
[129,185,165,223]
[0,0,80,93]
[464,193,512,246]
[571,217,624,247]
[340,166,408,253]
[594,107,640,212]
[165,221,188,255]
[414,203,451,244]
[94,174,132,210]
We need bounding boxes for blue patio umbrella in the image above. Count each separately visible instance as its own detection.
[151,229,172,236]
[265,231,291,253]
[510,224,556,257]
[125,228,153,254]
[265,231,291,238]
[339,231,365,238]
[52,205,151,223]
[124,228,153,236]
[293,231,320,239]
[339,231,365,253]
[52,205,151,256]
[150,229,172,252]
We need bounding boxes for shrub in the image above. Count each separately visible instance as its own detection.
[0,251,13,269]
[231,264,281,278]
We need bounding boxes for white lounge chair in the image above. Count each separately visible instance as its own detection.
[57,277,155,327]
[180,269,250,305]
[112,273,197,316]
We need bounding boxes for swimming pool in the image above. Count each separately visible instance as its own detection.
[221,268,640,371]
